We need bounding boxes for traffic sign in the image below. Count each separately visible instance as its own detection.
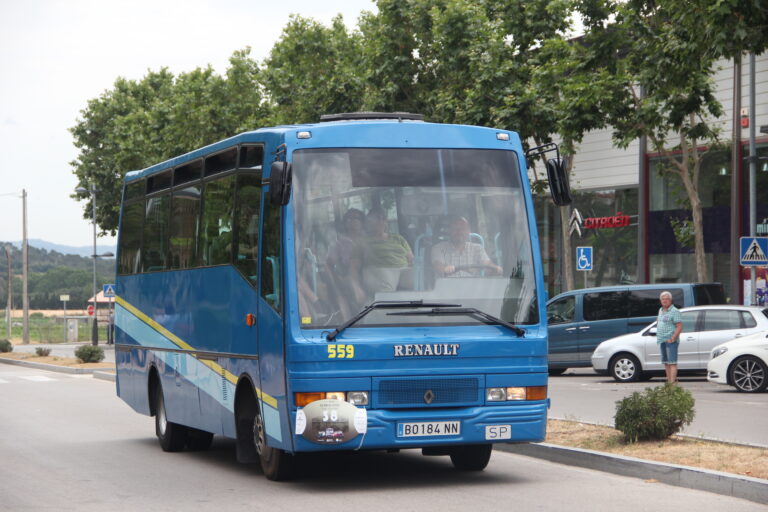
[103,284,116,298]
[740,237,768,266]
[576,246,593,271]
[87,305,94,316]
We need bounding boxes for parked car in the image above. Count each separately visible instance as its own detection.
[707,330,768,392]
[590,305,768,382]
[547,283,725,374]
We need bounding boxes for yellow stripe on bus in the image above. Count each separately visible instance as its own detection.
[114,295,278,409]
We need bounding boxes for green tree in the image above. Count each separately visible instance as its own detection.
[261,15,366,124]
[70,49,269,234]
[360,0,572,139]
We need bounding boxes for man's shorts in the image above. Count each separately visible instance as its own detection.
[659,340,679,364]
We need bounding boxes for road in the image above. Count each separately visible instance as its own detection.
[549,369,768,446]
[0,364,764,511]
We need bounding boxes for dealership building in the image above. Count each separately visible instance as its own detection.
[535,53,768,303]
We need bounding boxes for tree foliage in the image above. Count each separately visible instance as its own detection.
[70,49,268,234]
[261,15,366,125]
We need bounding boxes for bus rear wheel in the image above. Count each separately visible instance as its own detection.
[449,444,493,471]
[253,409,295,481]
[154,383,188,452]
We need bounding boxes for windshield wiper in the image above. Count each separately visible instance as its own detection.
[325,300,462,341]
[388,307,525,337]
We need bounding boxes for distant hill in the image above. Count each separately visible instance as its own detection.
[1,241,116,309]
[10,239,116,258]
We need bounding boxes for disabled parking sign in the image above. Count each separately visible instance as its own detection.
[740,237,768,266]
[576,246,593,271]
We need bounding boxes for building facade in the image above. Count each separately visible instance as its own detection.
[537,53,768,304]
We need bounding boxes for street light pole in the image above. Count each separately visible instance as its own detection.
[77,184,99,345]
[90,184,98,345]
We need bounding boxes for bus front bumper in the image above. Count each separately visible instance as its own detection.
[290,401,548,452]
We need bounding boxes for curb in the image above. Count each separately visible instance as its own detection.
[0,356,114,375]
[497,442,768,505]
[93,370,116,382]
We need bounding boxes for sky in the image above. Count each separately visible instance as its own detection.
[0,0,375,248]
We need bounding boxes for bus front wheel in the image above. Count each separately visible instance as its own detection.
[253,409,295,481]
[449,444,493,471]
[154,383,188,452]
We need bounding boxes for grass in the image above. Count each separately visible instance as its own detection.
[547,419,768,480]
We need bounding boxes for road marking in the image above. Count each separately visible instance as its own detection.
[20,375,56,382]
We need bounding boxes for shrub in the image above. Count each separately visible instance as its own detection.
[75,345,105,363]
[35,347,51,357]
[614,383,695,443]
[0,339,12,353]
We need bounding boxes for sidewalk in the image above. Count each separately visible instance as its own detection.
[10,342,116,363]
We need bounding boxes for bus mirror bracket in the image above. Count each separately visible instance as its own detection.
[269,161,292,206]
[526,143,572,207]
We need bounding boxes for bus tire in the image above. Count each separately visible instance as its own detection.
[186,428,214,451]
[449,444,493,471]
[154,383,188,452]
[254,408,295,481]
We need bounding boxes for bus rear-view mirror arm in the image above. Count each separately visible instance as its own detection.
[526,143,572,207]
[269,161,292,206]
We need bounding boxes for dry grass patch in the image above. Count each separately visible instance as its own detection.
[547,419,768,480]
[0,351,113,369]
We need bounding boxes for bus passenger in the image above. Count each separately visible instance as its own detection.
[431,216,501,277]
[350,208,413,299]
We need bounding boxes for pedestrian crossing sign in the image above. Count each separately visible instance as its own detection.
[102,284,116,298]
[740,237,768,266]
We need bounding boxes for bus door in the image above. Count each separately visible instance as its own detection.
[256,195,291,450]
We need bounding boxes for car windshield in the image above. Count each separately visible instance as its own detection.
[292,147,537,329]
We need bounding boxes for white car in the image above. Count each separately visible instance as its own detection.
[707,330,768,392]
[591,305,768,382]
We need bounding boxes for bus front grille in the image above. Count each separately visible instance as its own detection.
[374,377,482,408]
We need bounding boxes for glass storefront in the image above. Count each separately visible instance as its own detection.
[536,188,638,298]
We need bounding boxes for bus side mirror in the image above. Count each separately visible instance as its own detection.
[546,157,572,206]
[269,161,292,206]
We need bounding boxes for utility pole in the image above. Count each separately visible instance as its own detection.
[22,189,29,344]
[748,54,757,305]
[4,246,10,339]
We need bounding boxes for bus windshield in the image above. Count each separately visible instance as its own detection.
[293,147,537,330]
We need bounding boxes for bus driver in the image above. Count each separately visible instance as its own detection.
[431,216,502,277]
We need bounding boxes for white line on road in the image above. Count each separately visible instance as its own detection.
[20,376,56,382]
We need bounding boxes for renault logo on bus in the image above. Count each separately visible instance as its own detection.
[424,390,435,404]
[393,344,460,357]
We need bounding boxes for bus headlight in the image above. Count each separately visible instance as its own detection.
[346,391,369,406]
[294,391,369,407]
[486,386,547,402]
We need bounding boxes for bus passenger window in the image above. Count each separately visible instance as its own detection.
[169,186,200,270]
[142,194,170,272]
[234,174,261,285]
[118,201,143,274]
[198,175,235,266]
[261,199,281,312]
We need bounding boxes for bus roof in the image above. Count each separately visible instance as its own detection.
[124,117,523,183]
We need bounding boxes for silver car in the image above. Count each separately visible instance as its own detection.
[591,305,768,382]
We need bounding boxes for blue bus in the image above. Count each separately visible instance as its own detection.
[114,112,571,480]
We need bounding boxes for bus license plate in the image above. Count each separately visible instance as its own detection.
[397,421,460,437]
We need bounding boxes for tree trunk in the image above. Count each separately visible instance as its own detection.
[560,205,574,291]
[680,170,709,283]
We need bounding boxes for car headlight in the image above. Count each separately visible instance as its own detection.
[711,347,728,359]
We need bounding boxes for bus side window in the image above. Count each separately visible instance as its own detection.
[118,201,144,275]
[198,175,235,266]
[169,186,201,270]
[142,194,170,272]
[261,197,281,312]
[234,173,261,285]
